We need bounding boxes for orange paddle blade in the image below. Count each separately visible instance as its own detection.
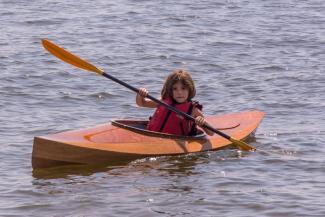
[229,137,256,151]
[42,39,104,75]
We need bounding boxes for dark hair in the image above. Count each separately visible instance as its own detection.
[161,69,196,100]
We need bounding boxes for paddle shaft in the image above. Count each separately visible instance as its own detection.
[102,72,230,140]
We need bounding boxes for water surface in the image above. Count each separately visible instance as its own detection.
[1,0,324,216]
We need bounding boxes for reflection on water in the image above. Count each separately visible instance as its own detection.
[32,163,121,180]
[32,149,245,180]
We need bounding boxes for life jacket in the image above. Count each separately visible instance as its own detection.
[146,98,202,136]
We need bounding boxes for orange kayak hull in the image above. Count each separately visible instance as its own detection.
[32,110,264,169]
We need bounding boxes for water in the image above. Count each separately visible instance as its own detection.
[1,0,324,216]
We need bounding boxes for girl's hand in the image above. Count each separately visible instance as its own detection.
[195,116,206,127]
[138,87,148,97]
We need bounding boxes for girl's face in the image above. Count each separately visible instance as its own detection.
[172,81,189,103]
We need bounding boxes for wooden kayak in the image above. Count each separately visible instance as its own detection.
[32,110,264,169]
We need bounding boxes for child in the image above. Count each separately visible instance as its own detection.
[136,69,214,136]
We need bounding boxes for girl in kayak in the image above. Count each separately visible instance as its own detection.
[136,69,214,136]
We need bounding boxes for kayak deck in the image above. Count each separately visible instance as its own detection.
[32,110,264,169]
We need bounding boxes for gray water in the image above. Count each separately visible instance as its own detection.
[1,0,324,216]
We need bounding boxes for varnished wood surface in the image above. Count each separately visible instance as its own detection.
[32,110,264,169]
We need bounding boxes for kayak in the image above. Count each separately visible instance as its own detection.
[32,110,264,169]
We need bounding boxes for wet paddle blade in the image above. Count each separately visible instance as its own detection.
[42,39,104,75]
[204,123,256,151]
[229,137,256,151]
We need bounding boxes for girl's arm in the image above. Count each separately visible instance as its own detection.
[192,108,214,136]
[136,88,158,108]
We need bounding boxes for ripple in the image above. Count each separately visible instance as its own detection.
[1,0,325,216]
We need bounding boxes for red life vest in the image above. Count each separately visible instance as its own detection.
[146,98,201,136]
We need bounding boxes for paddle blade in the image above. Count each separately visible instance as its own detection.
[229,137,256,151]
[42,39,104,75]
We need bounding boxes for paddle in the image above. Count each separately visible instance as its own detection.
[41,39,256,151]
